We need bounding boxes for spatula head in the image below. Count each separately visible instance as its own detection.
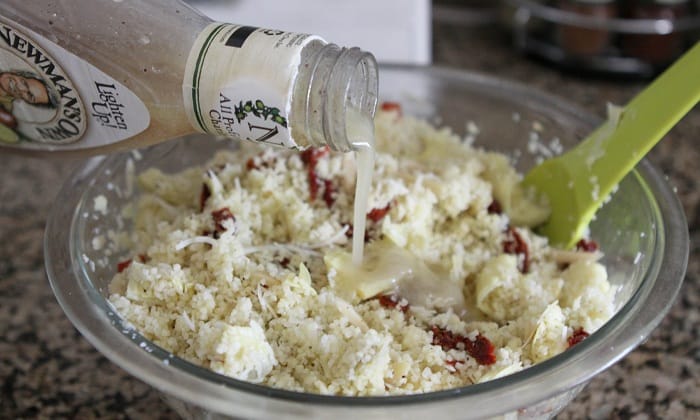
[522,42,700,248]
[521,153,601,249]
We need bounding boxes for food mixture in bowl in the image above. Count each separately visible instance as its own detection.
[107,106,616,396]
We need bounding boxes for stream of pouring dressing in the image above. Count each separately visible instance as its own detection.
[344,111,471,316]
[347,109,375,266]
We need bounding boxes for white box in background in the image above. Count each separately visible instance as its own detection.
[185,0,432,65]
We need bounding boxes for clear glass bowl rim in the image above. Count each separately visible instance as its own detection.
[44,64,689,419]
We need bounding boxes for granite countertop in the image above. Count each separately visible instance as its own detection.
[1,9,698,420]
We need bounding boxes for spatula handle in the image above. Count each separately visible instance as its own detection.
[574,42,700,193]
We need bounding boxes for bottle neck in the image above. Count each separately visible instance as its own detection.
[291,41,378,152]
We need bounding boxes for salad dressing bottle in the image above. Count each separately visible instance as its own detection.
[0,0,378,156]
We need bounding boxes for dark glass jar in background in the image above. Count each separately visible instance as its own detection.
[557,0,618,56]
[622,0,690,64]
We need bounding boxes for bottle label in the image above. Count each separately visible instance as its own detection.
[184,23,321,149]
[0,17,150,150]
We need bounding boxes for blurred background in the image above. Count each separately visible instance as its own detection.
[187,0,700,77]
[185,0,433,65]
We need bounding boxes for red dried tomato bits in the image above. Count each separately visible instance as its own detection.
[377,294,409,313]
[343,202,392,243]
[300,146,330,166]
[503,227,530,273]
[300,146,334,204]
[322,179,337,207]
[380,101,402,116]
[199,183,211,212]
[211,207,235,234]
[445,359,463,369]
[567,327,590,348]
[466,334,497,365]
[431,325,463,352]
[307,173,337,208]
[575,238,599,252]
[367,203,391,223]
[487,200,503,215]
[343,223,371,243]
[117,259,132,273]
[246,158,256,171]
[307,169,321,201]
[430,326,496,366]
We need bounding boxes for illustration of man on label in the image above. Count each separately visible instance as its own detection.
[0,70,59,144]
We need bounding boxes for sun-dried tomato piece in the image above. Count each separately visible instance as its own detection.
[567,327,590,348]
[117,259,132,273]
[343,223,372,243]
[431,326,463,351]
[445,358,466,372]
[300,146,330,166]
[381,101,402,116]
[575,238,599,253]
[487,200,503,215]
[307,168,321,201]
[367,203,391,222]
[300,146,330,202]
[503,226,530,273]
[322,179,337,207]
[199,183,211,212]
[377,294,409,313]
[137,254,149,263]
[246,157,257,171]
[465,334,497,365]
[430,326,496,366]
[445,359,463,368]
[211,207,235,234]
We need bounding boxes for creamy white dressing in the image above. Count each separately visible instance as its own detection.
[347,109,376,266]
[352,144,374,265]
[341,109,469,314]
[326,239,468,313]
[389,248,466,313]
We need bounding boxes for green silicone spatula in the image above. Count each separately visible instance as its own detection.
[522,41,700,249]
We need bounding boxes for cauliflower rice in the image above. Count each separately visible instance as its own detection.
[108,107,616,396]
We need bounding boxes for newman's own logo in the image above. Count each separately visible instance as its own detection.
[0,22,86,145]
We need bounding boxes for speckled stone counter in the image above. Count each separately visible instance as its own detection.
[1,11,698,420]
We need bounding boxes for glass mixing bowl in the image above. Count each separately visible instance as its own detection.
[44,65,688,419]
